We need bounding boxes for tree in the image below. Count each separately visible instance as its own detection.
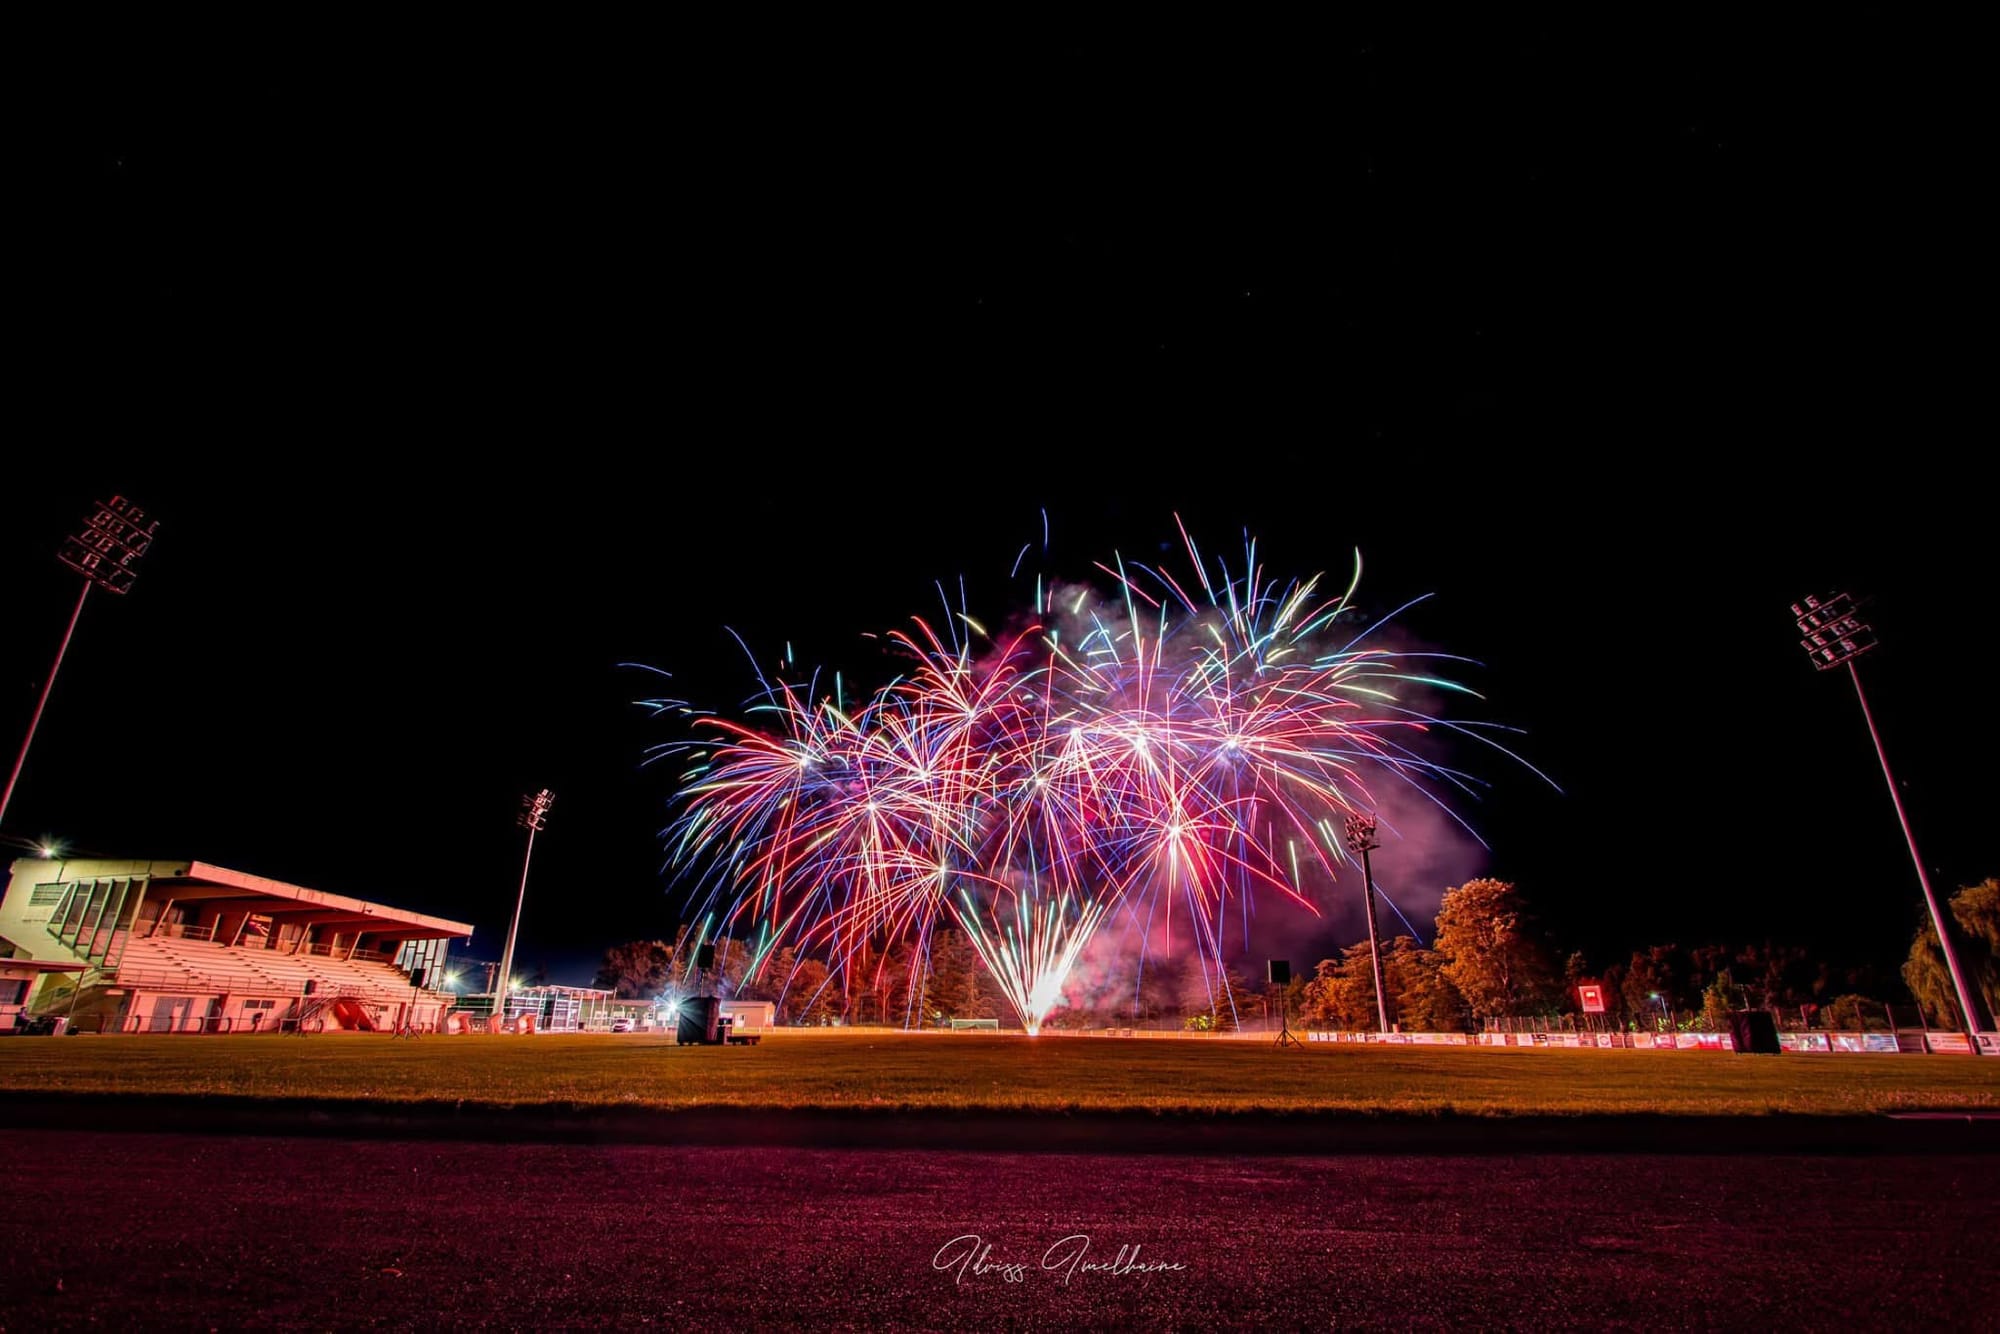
[1599,961,1629,1025]
[1954,878,2000,959]
[1561,951,1591,1013]
[736,946,797,1004]
[1815,994,1887,1032]
[1903,878,2000,1029]
[714,937,756,998]
[1620,945,1688,1027]
[781,957,835,1024]
[1433,879,1558,1020]
[1299,937,1468,1032]
[926,929,988,1023]
[1299,945,1379,1030]
[1386,938,1470,1033]
[594,940,674,999]
[1730,943,1814,1011]
[878,941,922,1027]
[1699,968,1738,1032]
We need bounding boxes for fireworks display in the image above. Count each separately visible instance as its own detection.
[655,520,1527,1035]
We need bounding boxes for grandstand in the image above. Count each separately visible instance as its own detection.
[0,857,472,1033]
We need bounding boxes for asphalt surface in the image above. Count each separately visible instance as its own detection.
[1,1131,1995,1330]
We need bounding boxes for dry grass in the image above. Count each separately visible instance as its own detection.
[2,1031,1997,1117]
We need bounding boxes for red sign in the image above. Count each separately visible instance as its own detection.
[1577,984,1607,1014]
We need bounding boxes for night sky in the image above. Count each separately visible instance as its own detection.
[12,24,1990,989]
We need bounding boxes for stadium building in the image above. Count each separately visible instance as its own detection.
[0,857,471,1033]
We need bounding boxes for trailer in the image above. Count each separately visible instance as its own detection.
[720,999,774,1044]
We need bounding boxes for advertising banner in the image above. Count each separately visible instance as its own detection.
[1676,1032,1732,1050]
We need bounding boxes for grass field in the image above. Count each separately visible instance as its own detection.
[1,1031,1997,1116]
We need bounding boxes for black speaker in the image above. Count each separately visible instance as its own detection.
[1728,1010,1781,1054]
[1268,960,1291,986]
[409,969,428,990]
[677,996,721,1045]
[696,943,716,970]
[302,980,317,996]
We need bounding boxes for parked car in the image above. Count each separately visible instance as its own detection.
[610,1017,635,1033]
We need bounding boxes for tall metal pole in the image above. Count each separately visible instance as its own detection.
[0,582,90,831]
[495,789,553,1031]
[1345,813,1391,1034]
[2,495,158,832]
[1358,842,1390,1034]
[1847,660,1983,1043]
[1792,591,1983,1049]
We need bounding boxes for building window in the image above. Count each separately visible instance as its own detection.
[0,980,28,1007]
[29,885,66,907]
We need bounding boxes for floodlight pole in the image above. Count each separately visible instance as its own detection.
[0,583,88,832]
[1793,593,1983,1049]
[0,497,158,832]
[495,788,553,1032]
[1846,659,1983,1045]
[1344,813,1391,1034]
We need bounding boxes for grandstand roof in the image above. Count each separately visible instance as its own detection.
[172,861,474,939]
[9,858,473,941]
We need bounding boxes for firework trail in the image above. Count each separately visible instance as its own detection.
[656,521,1534,1034]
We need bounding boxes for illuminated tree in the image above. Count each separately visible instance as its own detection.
[781,957,835,1024]
[1433,878,1558,1019]
[1297,938,1468,1032]
[1699,968,1739,1031]
[1300,947,1378,1030]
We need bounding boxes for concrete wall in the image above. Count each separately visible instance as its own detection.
[0,858,189,963]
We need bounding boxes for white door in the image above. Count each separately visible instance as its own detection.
[149,995,192,1032]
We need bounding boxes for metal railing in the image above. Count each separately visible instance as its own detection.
[151,922,217,942]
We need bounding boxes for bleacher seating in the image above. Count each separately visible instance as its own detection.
[115,935,438,1008]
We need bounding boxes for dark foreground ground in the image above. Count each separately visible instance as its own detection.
[1,1132,1994,1330]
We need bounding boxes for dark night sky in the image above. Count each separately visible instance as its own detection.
[10,22,1991,989]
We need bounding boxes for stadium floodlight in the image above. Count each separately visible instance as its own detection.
[1342,812,1391,1034]
[0,834,64,859]
[1793,594,1983,1048]
[0,497,159,831]
[494,789,554,1030]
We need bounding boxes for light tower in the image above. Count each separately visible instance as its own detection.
[1793,592,1983,1048]
[494,788,554,1031]
[0,496,159,831]
[1343,811,1391,1034]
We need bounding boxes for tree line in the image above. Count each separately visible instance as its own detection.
[1294,875,2000,1033]
[595,876,1999,1032]
[593,927,1001,1027]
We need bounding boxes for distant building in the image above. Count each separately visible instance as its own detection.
[451,988,666,1033]
[0,857,472,1033]
[720,999,775,1033]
